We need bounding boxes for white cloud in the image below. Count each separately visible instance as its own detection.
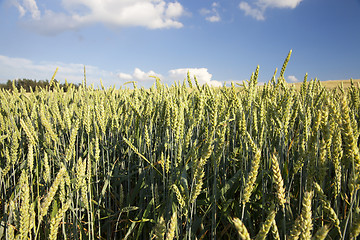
[200,2,221,22]
[287,75,299,82]
[258,0,303,9]
[133,68,161,81]
[239,2,264,21]
[239,0,302,20]
[12,0,186,34]
[117,73,133,80]
[23,0,40,19]
[12,1,26,17]
[206,14,221,22]
[11,0,40,19]
[166,2,184,18]
[118,68,162,82]
[168,68,222,87]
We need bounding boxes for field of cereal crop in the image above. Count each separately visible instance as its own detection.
[1,51,360,239]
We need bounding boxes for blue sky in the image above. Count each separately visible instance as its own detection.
[0,0,359,88]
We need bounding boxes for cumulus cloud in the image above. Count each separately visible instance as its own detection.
[11,0,186,35]
[259,0,303,9]
[287,75,299,82]
[168,68,222,87]
[117,68,163,82]
[239,0,302,20]
[117,72,133,81]
[200,2,221,22]
[166,2,184,18]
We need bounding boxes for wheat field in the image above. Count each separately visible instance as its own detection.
[288,78,360,90]
[1,51,360,239]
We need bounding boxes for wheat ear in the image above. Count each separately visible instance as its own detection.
[232,217,251,240]
[165,210,177,240]
[271,154,286,208]
[255,204,277,240]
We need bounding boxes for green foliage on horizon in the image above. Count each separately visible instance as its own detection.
[0,78,80,92]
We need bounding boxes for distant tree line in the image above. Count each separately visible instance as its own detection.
[0,79,80,92]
